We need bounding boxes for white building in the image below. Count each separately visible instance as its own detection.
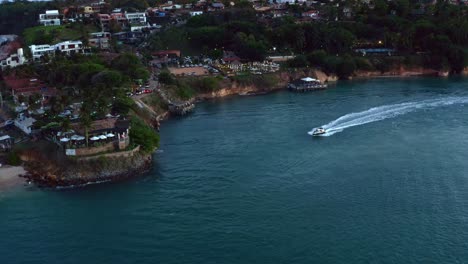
[189,11,203,16]
[0,48,26,70]
[54,40,84,56]
[39,10,61,26]
[125,12,147,24]
[15,114,36,135]
[30,40,85,61]
[29,44,55,61]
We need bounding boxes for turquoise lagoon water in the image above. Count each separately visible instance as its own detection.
[1,77,468,263]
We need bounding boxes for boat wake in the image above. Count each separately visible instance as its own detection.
[309,96,468,137]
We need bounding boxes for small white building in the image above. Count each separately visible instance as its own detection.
[189,11,203,16]
[39,10,61,26]
[125,12,147,25]
[15,115,36,135]
[130,25,152,32]
[0,48,26,70]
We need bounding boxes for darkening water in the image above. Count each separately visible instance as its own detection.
[2,77,468,263]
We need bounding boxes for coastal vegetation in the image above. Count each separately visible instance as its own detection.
[146,0,467,78]
[32,52,149,119]
[129,116,160,154]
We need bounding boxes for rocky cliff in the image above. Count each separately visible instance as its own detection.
[20,150,152,188]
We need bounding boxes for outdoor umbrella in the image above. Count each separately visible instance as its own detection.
[60,138,70,142]
[106,133,115,137]
[99,135,107,140]
[70,135,80,140]
[90,136,99,141]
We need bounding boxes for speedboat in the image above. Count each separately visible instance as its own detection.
[312,127,326,136]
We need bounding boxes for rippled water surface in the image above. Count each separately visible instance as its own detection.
[2,77,468,264]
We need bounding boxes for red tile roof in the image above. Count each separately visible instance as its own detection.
[3,74,57,96]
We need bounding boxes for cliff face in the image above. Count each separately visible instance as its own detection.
[21,150,152,187]
[353,65,461,78]
[196,69,337,99]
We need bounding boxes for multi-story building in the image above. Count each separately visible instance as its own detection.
[89,32,111,49]
[29,44,55,61]
[54,41,84,56]
[30,41,85,61]
[97,13,128,31]
[39,10,61,26]
[125,12,147,25]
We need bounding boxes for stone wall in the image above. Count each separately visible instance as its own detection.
[66,142,116,156]
[77,146,141,161]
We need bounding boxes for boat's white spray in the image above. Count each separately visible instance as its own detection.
[309,96,468,136]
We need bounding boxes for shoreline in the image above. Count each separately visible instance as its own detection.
[12,70,468,190]
[20,151,153,189]
[0,166,27,191]
[155,70,467,122]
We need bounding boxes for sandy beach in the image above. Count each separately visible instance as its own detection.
[0,166,27,190]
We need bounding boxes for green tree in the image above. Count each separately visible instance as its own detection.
[79,102,93,146]
[129,116,159,153]
[158,71,175,85]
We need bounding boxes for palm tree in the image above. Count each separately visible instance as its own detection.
[79,103,93,146]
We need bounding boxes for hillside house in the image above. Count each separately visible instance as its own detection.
[0,35,26,70]
[125,12,147,25]
[29,44,55,60]
[3,74,57,100]
[39,10,61,26]
[14,114,36,135]
[89,32,111,49]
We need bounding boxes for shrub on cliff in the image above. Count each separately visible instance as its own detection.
[129,117,160,154]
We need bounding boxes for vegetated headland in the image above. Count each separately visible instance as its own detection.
[0,0,466,188]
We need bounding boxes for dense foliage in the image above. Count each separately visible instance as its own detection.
[129,116,160,153]
[148,0,467,74]
[0,0,51,35]
[33,53,148,118]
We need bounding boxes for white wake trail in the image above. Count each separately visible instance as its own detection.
[309,97,468,137]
